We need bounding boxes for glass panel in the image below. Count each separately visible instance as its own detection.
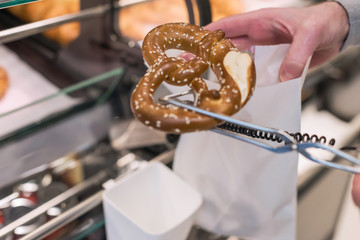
[0,67,125,144]
[209,0,243,21]
[118,0,244,41]
[119,0,190,41]
[0,0,40,9]
[5,0,81,46]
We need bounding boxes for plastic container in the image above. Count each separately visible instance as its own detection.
[103,162,202,240]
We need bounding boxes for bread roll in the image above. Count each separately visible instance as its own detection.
[0,67,9,100]
[119,0,188,40]
[119,0,244,40]
[210,0,244,21]
[8,0,80,46]
[8,0,243,44]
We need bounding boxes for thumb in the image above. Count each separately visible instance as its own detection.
[352,174,360,208]
[279,34,316,82]
[178,52,196,61]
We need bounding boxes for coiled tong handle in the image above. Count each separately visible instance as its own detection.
[161,95,360,174]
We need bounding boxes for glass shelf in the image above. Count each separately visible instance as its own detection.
[0,67,125,146]
[0,0,39,9]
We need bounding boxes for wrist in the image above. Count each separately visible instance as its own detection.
[330,1,350,48]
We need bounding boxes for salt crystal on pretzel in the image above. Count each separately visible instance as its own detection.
[131,22,256,133]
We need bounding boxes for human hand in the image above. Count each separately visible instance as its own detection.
[352,174,360,207]
[206,2,349,81]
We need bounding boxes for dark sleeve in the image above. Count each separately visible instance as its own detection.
[334,0,360,48]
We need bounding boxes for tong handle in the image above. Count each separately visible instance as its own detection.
[163,97,296,144]
[213,127,360,174]
[161,96,360,174]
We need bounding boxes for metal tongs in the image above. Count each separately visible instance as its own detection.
[160,90,360,174]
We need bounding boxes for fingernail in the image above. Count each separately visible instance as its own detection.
[280,70,297,82]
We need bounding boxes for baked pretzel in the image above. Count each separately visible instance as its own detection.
[131,22,255,133]
[0,67,8,100]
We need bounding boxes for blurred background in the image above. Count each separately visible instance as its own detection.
[0,0,359,239]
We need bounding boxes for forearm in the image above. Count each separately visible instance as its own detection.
[334,0,360,48]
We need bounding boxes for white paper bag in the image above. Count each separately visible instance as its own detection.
[173,45,308,240]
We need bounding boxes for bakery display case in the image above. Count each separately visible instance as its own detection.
[0,0,213,239]
[0,0,359,239]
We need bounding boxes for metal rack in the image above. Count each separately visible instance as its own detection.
[0,1,212,239]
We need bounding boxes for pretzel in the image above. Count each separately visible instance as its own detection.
[131,22,256,133]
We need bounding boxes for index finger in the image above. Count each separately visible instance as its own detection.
[205,10,264,38]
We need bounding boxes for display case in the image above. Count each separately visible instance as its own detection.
[0,0,212,239]
[0,0,359,239]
